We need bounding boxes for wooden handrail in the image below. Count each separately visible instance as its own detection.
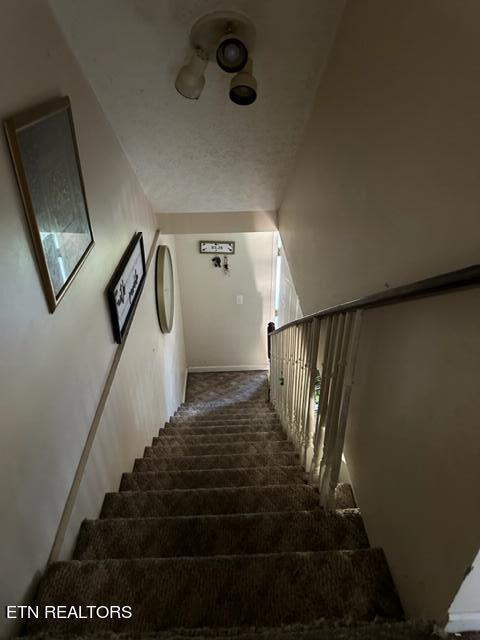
[270,264,480,336]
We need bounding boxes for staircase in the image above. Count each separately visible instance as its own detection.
[26,372,438,639]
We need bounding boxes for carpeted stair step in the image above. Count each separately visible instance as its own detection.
[166,420,281,431]
[140,450,299,470]
[155,431,286,444]
[101,485,321,518]
[29,549,403,634]
[161,424,283,436]
[170,416,280,426]
[335,483,357,509]
[21,621,438,640]
[176,404,276,413]
[74,509,368,560]
[149,441,294,457]
[123,467,305,490]
[181,400,272,408]
[174,411,278,421]
[177,407,273,416]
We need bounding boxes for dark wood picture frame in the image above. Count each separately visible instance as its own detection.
[4,96,94,313]
[106,232,146,344]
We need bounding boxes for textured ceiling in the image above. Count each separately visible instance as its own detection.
[50,0,345,213]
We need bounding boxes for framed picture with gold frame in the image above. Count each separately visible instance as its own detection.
[4,96,94,312]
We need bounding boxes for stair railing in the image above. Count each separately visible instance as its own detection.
[268,264,480,509]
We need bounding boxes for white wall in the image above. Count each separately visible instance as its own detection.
[0,3,185,637]
[175,233,275,370]
[278,0,480,624]
[448,549,480,632]
[276,243,303,328]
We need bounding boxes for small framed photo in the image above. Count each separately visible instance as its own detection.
[106,232,146,344]
[4,96,94,312]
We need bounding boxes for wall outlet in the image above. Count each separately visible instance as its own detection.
[236,295,244,305]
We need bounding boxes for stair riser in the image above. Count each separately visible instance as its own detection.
[149,442,294,457]
[30,550,403,634]
[140,451,299,470]
[121,468,305,490]
[75,511,369,560]
[161,425,283,435]
[170,417,280,426]
[181,401,272,408]
[155,431,286,443]
[175,410,277,419]
[101,486,321,518]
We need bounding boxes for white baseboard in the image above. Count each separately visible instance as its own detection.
[446,612,480,633]
[188,365,269,373]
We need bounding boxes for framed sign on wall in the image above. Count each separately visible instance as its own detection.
[106,232,146,344]
[4,96,94,313]
[199,240,235,254]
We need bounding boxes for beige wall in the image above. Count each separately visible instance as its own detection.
[157,211,278,234]
[0,3,185,637]
[175,233,275,370]
[280,0,480,316]
[345,291,480,623]
[278,0,480,624]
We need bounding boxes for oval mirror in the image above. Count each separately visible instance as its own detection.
[155,245,174,333]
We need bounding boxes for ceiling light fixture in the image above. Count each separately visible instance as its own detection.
[216,34,248,73]
[230,58,257,105]
[175,11,257,106]
[175,47,209,100]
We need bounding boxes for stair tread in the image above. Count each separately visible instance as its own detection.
[158,427,287,444]
[75,509,368,560]
[134,449,299,471]
[102,485,321,518]
[138,451,300,471]
[170,418,280,426]
[30,549,402,634]
[20,621,437,640]
[172,410,278,420]
[150,441,293,456]
[123,467,304,490]
[161,425,283,435]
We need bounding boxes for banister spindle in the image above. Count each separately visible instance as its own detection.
[318,312,352,503]
[321,309,363,508]
[310,314,338,482]
[302,317,320,468]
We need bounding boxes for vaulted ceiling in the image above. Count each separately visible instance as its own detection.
[50,0,344,213]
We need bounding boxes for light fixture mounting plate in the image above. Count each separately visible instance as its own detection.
[190,10,255,57]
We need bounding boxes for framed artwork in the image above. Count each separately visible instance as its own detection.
[106,232,146,344]
[4,96,94,313]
